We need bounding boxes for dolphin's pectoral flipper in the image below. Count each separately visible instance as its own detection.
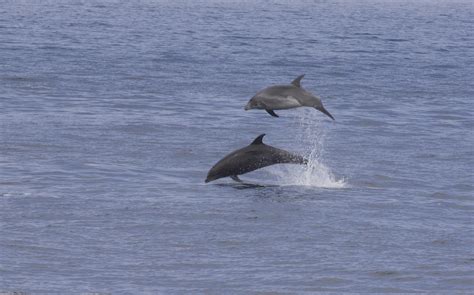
[291,74,305,87]
[266,109,279,117]
[231,175,243,183]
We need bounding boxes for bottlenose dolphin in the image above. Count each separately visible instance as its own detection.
[244,74,335,120]
[205,134,308,183]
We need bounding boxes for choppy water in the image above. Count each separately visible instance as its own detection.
[1,0,473,293]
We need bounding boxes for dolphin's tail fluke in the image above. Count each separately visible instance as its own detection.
[297,156,309,165]
[280,151,308,165]
[316,105,335,120]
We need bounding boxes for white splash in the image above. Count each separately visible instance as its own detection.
[268,109,347,188]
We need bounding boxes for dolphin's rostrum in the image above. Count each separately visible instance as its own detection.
[205,134,308,183]
[245,74,335,120]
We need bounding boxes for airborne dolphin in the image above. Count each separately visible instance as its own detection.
[205,134,308,183]
[244,74,335,120]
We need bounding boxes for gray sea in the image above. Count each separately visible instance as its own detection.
[1,0,473,293]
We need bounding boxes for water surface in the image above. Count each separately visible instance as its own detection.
[1,0,473,293]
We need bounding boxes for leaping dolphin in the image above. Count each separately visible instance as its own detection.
[205,134,308,183]
[244,74,335,120]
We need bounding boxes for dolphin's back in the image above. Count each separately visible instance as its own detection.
[260,85,298,97]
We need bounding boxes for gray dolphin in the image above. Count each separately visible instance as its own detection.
[205,134,308,183]
[244,74,335,120]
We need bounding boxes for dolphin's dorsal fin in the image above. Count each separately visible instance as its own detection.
[251,134,265,145]
[291,74,305,87]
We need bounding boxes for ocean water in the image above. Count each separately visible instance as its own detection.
[1,0,473,293]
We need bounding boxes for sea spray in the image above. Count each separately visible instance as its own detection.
[268,109,346,188]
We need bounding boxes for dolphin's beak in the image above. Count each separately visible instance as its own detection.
[205,175,215,183]
[318,105,335,120]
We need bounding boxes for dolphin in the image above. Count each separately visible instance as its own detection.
[244,74,335,120]
[205,134,308,183]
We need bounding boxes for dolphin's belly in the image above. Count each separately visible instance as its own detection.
[259,95,302,110]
